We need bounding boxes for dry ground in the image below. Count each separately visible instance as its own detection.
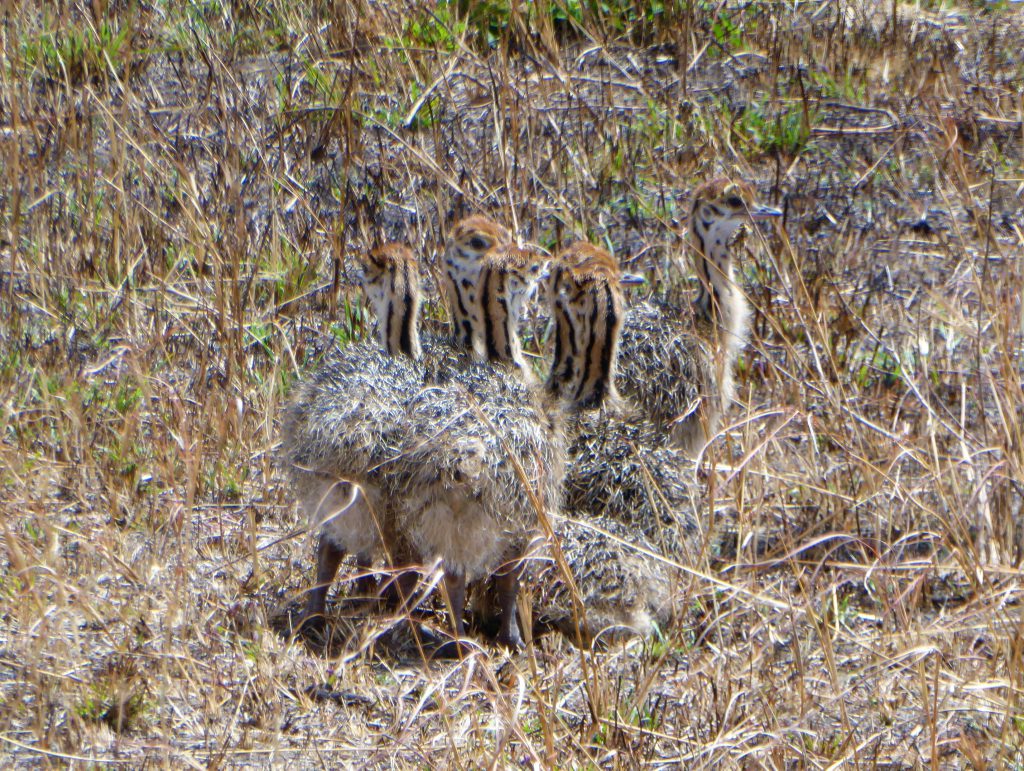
[1,0,1023,767]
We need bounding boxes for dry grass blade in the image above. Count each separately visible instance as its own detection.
[2,0,1024,766]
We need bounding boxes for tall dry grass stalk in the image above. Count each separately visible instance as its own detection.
[1,0,1022,765]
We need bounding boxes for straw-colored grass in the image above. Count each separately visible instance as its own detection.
[1,1,1023,766]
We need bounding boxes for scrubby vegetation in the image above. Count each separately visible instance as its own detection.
[1,0,1023,766]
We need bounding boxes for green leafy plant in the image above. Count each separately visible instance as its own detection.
[734,99,817,157]
[23,20,131,84]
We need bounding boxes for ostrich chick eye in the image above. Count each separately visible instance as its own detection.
[468,236,490,250]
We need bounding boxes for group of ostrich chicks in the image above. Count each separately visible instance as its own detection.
[279,178,782,655]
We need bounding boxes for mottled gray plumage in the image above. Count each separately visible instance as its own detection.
[466,245,701,645]
[515,405,699,645]
[532,513,664,646]
[389,362,564,580]
[282,235,562,648]
[283,345,423,488]
[563,407,698,560]
[282,342,565,643]
[282,344,422,563]
[617,179,780,456]
[616,301,719,457]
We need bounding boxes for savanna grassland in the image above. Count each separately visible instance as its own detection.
[1,0,1023,767]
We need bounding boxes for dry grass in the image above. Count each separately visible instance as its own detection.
[1,0,1023,766]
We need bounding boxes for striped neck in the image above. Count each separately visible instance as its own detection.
[442,216,511,352]
[377,289,421,360]
[571,277,622,408]
[688,202,744,341]
[479,263,527,374]
[546,260,624,410]
[475,246,547,380]
[547,290,576,400]
[363,248,422,360]
[444,251,483,352]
